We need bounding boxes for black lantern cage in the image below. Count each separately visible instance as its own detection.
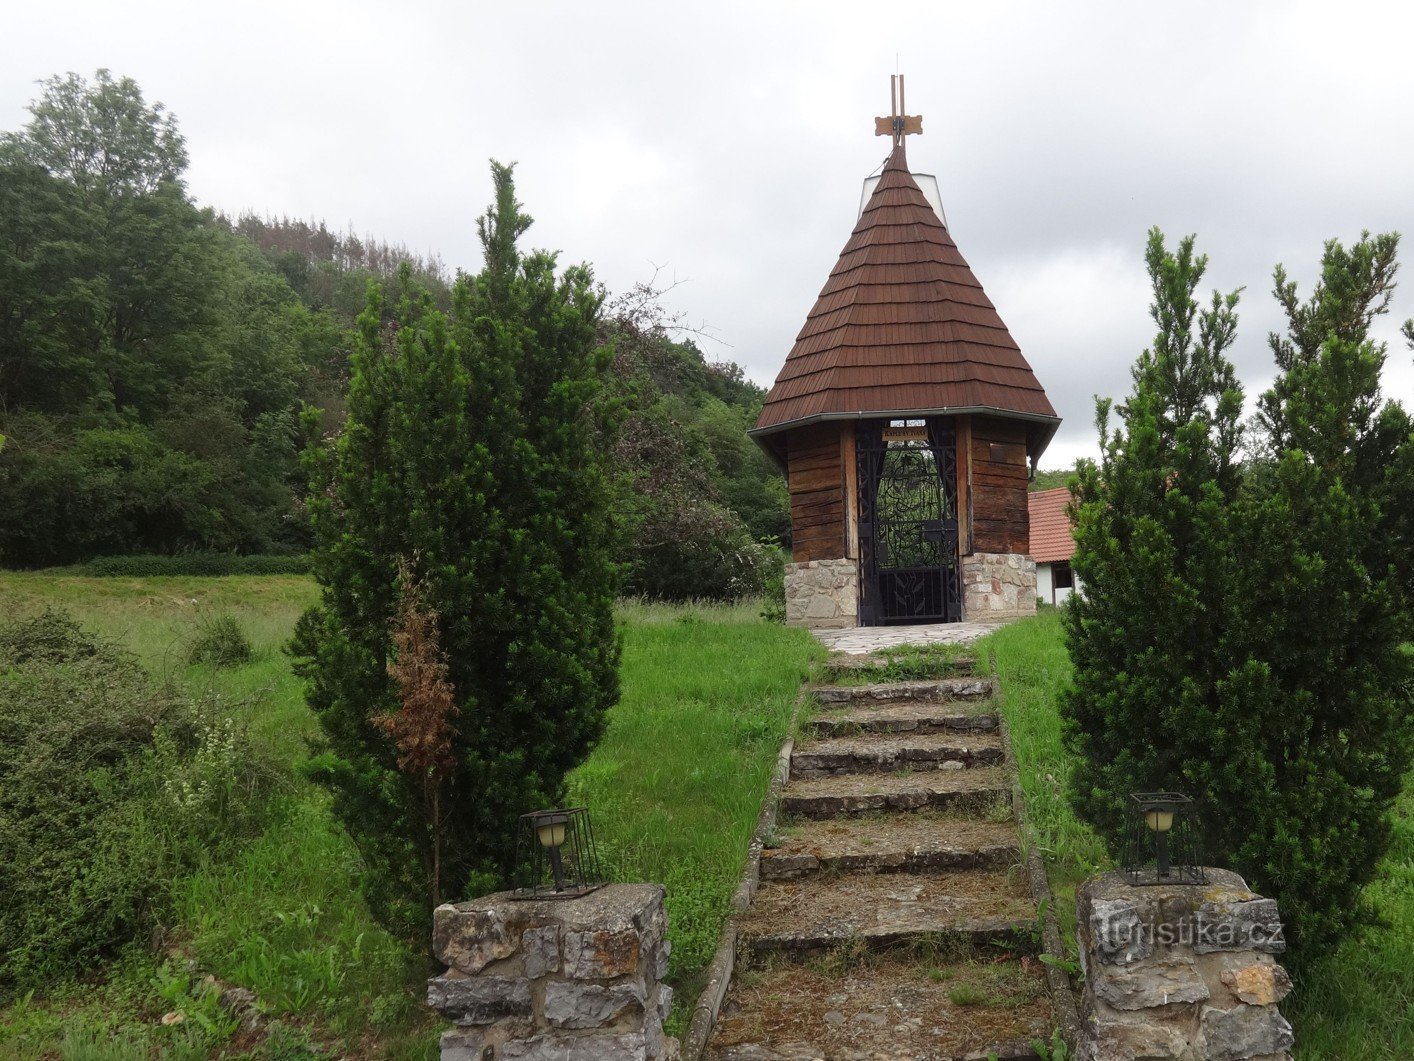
[1123,792,1206,887]
[513,807,605,900]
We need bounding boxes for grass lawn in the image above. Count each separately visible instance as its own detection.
[0,574,819,1057]
[975,609,1414,1060]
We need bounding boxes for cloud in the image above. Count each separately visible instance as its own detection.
[5,0,1414,471]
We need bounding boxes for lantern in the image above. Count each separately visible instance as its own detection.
[514,807,604,899]
[1124,792,1205,886]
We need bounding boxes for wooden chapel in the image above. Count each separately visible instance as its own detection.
[750,77,1060,628]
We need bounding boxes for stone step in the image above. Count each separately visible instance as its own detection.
[737,870,1038,959]
[781,769,1013,821]
[811,676,995,706]
[712,1041,1044,1061]
[706,953,1052,1060]
[760,814,1020,881]
[790,732,1005,780]
[810,700,999,739]
[820,653,977,682]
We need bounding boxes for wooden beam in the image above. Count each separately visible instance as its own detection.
[841,422,859,560]
[957,416,973,556]
[873,114,923,137]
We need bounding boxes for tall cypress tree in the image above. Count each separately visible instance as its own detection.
[1063,229,1245,843]
[292,162,620,933]
[1228,233,1414,953]
[1066,228,1414,956]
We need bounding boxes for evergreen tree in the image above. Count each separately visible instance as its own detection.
[1066,227,1414,956]
[291,162,620,933]
[1062,228,1244,841]
[1228,233,1414,952]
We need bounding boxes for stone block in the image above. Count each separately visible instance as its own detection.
[562,927,642,979]
[1091,954,1209,1010]
[544,978,647,1029]
[1196,897,1287,954]
[1199,1003,1295,1060]
[1219,961,1292,1007]
[441,1024,532,1061]
[434,905,519,976]
[434,885,665,977]
[1085,898,1152,966]
[427,972,531,1026]
[522,925,560,979]
[1086,1013,1192,1060]
[500,1032,650,1060]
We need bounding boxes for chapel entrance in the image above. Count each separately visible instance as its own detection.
[856,418,961,625]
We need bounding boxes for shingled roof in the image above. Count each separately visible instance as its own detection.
[751,143,1059,460]
[1028,486,1076,563]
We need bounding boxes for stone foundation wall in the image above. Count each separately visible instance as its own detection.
[961,552,1037,621]
[430,883,678,1060]
[784,557,858,629]
[1077,869,1294,1061]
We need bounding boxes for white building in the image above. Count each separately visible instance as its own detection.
[1029,487,1081,606]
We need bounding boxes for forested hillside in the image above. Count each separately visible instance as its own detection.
[0,71,784,596]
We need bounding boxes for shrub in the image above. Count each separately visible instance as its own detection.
[0,610,278,989]
[758,541,787,623]
[84,552,309,577]
[0,606,103,665]
[188,612,254,667]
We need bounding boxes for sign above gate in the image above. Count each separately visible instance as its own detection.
[882,425,930,443]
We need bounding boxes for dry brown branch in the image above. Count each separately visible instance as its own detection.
[374,557,459,908]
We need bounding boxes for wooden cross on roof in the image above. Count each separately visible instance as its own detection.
[875,74,922,146]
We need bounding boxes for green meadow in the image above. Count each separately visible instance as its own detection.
[0,573,819,1058]
[0,575,1405,1059]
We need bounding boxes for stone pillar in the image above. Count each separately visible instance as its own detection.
[961,552,1037,621]
[1077,869,1294,1061]
[429,883,679,1061]
[783,557,858,629]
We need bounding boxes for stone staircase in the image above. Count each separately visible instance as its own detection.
[705,664,1056,1061]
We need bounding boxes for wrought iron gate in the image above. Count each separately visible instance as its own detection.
[856,419,961,625]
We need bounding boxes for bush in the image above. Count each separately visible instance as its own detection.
[626,527,774,602]
[759,541,786,623]
[0,610,278,989]
[83,552,309,577]
[188,612,253,667]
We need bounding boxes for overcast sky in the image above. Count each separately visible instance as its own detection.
[6,0,1414,468]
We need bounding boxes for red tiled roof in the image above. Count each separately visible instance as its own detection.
[1028,486,1075,563]
[752,142,1059,458]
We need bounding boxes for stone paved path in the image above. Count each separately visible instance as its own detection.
[706,662,1054,1060]
[810,619,1017,655]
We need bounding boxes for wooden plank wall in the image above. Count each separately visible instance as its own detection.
[969,416,1030,554]
[786,423,846,562]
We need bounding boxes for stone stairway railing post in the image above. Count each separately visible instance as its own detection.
[1076,868,1295,1061]
[429,883,679,1060]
